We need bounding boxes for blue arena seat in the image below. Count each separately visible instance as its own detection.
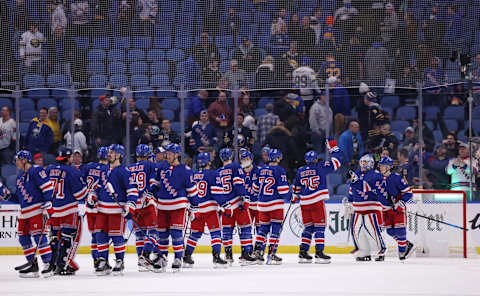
[47,74,70,88]
[130,74,149,89]
[109,74,128,89]
[23,74,45,88]
[87,62,106,74]
[113,37,131,49]
[93,37,110,49]
[162,98,180,111]
[162,109,175,121]
[1,164,17,178]
[443,106,465,120]
[395,106,416,120]
[108,49,126,61]
[129,61,148,74]
[147,49,165,62]
[108,62,126,74]
[89,75,108,88]
[390,120,409,133]
[135,99,150,110]
[166,49,185,62]
[0,98,13,109]
[150,74,170,89]
[87,49,106,61]
[381,95,400,109]
[37,98,57,109]
[443,119,458,132]
[20,110,38,122]
[150,61,169,74]
[127,49,145,62]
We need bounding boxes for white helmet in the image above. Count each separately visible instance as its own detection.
[359,154,374,171]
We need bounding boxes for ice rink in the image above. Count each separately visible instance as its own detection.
[1,254,478,296]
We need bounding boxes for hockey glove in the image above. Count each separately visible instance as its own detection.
[122,201,136,220]
[41,202,54,220]
[394,200,406,211]
[220,203,233,217]
[326,139,339,153]
[0,182,10,200]
[189,205,200,221]
[347,170,359,183]
[241,196,250,211]
[291,194,299,204]
[86,191,98,209]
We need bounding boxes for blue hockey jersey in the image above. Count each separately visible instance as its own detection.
[94,165,139,214]
[348,169,387,214]
[256,165,290,212]
[381,173,413,210]
[151,164,197,210]
[189,122,217,151]
[83,162,110,214]
[46,164,88,217]
[244,166,260,211]
[15,165,54,219]
[192,169,222,213]
[215,162,247,209]
[127,160,158,209]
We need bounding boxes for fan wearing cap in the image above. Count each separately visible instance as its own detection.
[190,110,218,154]
[378,156,414,261]
[1,150,54,278]
[64,119,87,158]
[223,113,254,150]
[91,94,122,147]
[356,85,387,140]
[33,153,44,167]
[82,147,110,271]
[446,142,478,200]
[149,143,198,272]
[90,144,139,276]
[44,146,88,275]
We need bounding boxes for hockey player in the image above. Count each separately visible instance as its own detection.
[253,149,291,265]
[293,142,341,264]
[216,148,256,266]
[83,146,110,270]
[127,144,160,272]
[183,152,227,268]
[343,154,387,262]
[240,149,262,246]
[46,147,88,275]
[378,157,415,261]
[0,150,54,278]
[89,144,139,276]
[150,143,197,272]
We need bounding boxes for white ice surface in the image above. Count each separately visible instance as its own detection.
[1,254,478,296]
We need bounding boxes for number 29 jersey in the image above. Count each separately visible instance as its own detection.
[255,165,291,212]
[127,160,158,209]
[192,169,222,213]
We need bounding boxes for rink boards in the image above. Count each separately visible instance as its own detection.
[1,201,480,256]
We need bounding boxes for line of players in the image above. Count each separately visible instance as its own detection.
[0,138,414,278]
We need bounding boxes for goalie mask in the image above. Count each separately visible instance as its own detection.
[359,154,374,172]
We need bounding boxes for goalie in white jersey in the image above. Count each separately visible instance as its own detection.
[292,56,320,109]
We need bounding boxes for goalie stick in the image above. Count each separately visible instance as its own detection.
[407,210,468,231]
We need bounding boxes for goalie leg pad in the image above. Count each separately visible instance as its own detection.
[363,213,386,256]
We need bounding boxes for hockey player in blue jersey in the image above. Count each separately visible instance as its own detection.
[293,140,341,264]
[343,154,387,262]
[253,149,291,265]
[89,144,139,276]
[150,143,198,272]
[46,147,88,275]
[240,149,262,246]
[216,148,256,266]
[183,152,228,268]
[0,150,54,278]
[127,144,161,272]
[378,156,415,261]
[83,146,110,270]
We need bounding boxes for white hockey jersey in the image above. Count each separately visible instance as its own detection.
[19,30,45,66]
[446,157,478,190]
[292,66,319,101]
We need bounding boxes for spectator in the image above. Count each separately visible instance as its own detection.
[413,117,435,153]
[396,148,415,185]
[443,5,462,59]
[257,103,279,146]
[443,132,460,159]
[138,0,157,36]
[227,7,241,45]
[91,95,122,147]
[13,0,30,33]
[200,59,222,88]
[117,0,135,36]
[319,15,341,53]
[364,41,389,83]
[188,90,209,126]
[72,150,83,169]
[334,0,359,42]
[132,115,147,148]
[19,22,45,74]
[380,3,398,46]
[70,0,90,37]
[309,94,333,153]
[338,119,363,166]
[47,26,75,75]
[278,41,302,81]
[446,142,478,200]
[147,95,162,119]
[147,108,161,127]
[25,108,54,154]
[158,119,180,147]
[271,8,287,35]
[232,36,262,74]
[122,98,148,125]
[291,58,316,111]
[91,0,111,36]
[0,106,16,165]
[287,13,301,42]
[424,144,450,189]
[223,113,254,150]
[317,52,344,83]
[270,23,290,47]
[368,123,399,158]
[397,63,421,88]
[207,92,233,134]
[309,9,324,45]
[265,121,298,179]
[191,32,220,72]
[330,79,350,116]
[48,0,67,35]
[421,2,445,57]
[238,90,255,116]
[43,107,61,151]
[190,110,218,153]
[256,55,275,88]
[64,118,87,156]
[225,59,248,89]
[344,35,364,82]
[298,16,316,56]
[33,153,44,167]
[401,126,416,152]
[357,91,387,140]
[274,93,297,122]
[203,0,221,38]
[423,57,447,106]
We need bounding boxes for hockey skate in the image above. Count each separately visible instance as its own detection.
[138,255,154,272]
[267,254,282,265]
[375,255,385,262]
[152,254,167,273]
[18,259,39,278]
[183,250,195,268]
[212,252,228,268]
[298,249,313,264]
[95,258,112,276]
[225,246,234,266]
[112,259,125,276]
[172,258,182,272]
[57,265,76,276]
[355,255,372,262]
[93,258,100,270]
[400,241,415,261]
[41,262,56,278]
[254,243,265,265]
[239,251,257,266]
[315,249,331,264]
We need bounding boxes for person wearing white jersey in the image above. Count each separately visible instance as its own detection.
[19,23,45,73]
[0,106,16,165]
[446,142,478,200]
[292,56,320,112]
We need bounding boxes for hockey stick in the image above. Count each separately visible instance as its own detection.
[14,218,50,271]
[407,210,468,231]
[182,208,192,248]
[266,202,294,265]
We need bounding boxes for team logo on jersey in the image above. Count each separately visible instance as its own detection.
[288,206,304,238]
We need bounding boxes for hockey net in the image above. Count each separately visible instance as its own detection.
[383,190,477,258]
